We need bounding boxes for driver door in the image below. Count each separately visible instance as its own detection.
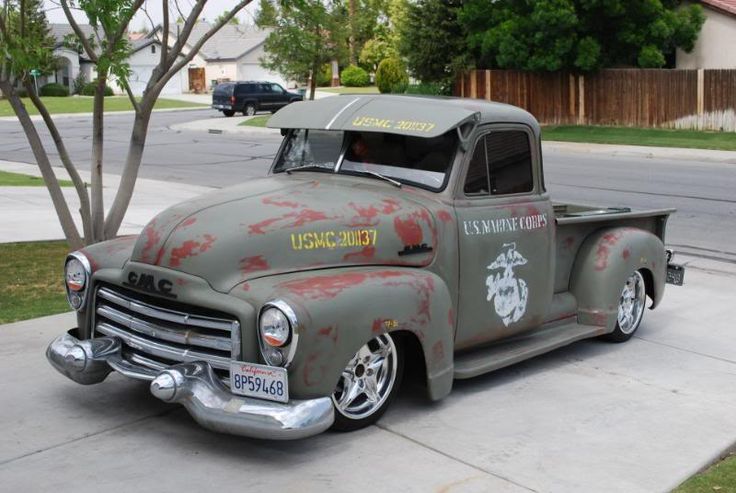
[454,125,555,351]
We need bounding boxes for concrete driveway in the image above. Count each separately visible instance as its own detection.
[1,258,734,493]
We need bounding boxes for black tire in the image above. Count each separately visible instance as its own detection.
[243,103,256,116]
[222,110,235,117]
[603,270,647,343]
[331,333,404,432]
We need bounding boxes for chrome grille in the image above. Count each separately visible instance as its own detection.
[93,286,240,378]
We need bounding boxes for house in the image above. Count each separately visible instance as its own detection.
[47,23,97,92]
[148,21,289,93]
[122,38,188,96]
[677,0,736,68]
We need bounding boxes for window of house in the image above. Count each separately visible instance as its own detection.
[463,130,534,196]
[151,45,156,54]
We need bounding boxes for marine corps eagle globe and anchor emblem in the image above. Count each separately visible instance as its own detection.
[486,242,529,326]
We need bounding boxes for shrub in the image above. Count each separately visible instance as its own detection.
[404,82,448,96]
[72,72,86,95]
[81,82,114,96]
[375,58,408,94]
[340,65,370,87]
[315,64,333,87]
[40,83,69,97]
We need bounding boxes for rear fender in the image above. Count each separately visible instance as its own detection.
[569,227,665,331]
[241,267,454,401]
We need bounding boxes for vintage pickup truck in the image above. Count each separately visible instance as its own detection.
[47,95,684,440]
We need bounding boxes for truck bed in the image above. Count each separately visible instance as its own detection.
[552,202,674,294]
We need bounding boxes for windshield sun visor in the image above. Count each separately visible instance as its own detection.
[267,96,480,139]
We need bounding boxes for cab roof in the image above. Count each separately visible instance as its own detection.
[266,95,540,139]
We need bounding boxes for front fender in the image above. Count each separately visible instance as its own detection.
[569,227,666,331]
[236,267,454,401]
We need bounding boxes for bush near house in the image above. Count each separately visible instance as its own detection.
[39,83,69,97]
[81,82,114,96]
[375,58,409,94]
[340,65,370,87]
[316,64,333,87]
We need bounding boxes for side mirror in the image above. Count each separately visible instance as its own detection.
[280,128,288,136]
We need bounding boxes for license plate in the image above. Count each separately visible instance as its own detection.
[230,362,288,403]
[666,264,685,285]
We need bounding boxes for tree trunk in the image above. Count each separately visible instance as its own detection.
[90,77,106,242]
[309,63,317,101]
[103,103,153,238]
[349,0,357,65]
[0,80,83,250]
[24,80,93,243]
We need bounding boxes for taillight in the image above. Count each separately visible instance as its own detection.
[230,96,236,104]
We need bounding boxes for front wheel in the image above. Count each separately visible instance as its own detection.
[331,333,403,432]
[243,103,256,116]
[605,270,647,342]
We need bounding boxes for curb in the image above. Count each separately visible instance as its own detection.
[170,115,280,136]
[0,105,207,122]
[542,141,736,164]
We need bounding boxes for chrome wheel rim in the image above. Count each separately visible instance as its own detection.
[332,334,398,420]
[246,105,255,116]
[617,271,646,335]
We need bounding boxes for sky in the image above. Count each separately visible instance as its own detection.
[43,0,261,30]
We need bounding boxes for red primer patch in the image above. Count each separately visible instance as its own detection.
[394,215,423,245]
[594,231,624,271]
[288,209,329,228]
[240,255,269,274]
[140,220,161,263]
[168,234,217,267]
[622,248,631,260]
[175,278,188,286]
[241,282,251,292]
[348,203,380,226]
[381,198,401,214]
[432,341,445,362]
[563,236,575,250]
[437,210,453,223]
[263,196,302,209]
[448,308,454,327]
[248,217,284,235]
[343,246,376,261]
[371,319,385,334]
[78,249,99,272]
[180,217,197,228]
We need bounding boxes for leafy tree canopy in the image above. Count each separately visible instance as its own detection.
[398,0,468,90]
[460,0,706,71]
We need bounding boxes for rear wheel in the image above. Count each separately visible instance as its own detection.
[222,110,235,117]
[331,333,403,432]
[243,103,256,116]
[605,270,647,342]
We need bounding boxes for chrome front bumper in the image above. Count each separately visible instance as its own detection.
[46,330,334,440]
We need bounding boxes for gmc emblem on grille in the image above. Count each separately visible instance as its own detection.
[123,272,177,299]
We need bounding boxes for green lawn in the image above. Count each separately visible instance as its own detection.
[238,115,270,127]
[675,453,736,493]
[0,170,73,187]
[319,86,380,94]
[543,125,736,151]
[0,241,71,324]
[0,96,206,117]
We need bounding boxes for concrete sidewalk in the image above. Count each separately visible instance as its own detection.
[0,160,212,243]
[0,263,734,492]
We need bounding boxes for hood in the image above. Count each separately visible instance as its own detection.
[130,174,439,292]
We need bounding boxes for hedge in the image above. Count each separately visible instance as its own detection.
[40,83,69,97]
[81,82,114,96]
[340,65,370,87]
[375,58,408,94]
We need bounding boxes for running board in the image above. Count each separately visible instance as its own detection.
[453,322,607,379]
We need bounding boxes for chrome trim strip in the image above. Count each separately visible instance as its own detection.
[325,97,360,130]
[96,304,232,352]
[97,287,234,331]
[96,322,231,370]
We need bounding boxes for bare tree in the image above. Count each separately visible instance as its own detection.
[0,0,252,248]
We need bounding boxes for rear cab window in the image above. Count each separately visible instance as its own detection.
[213,83,234,96]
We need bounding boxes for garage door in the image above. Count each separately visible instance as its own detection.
[237,63,288,87]
[128,66,182,96]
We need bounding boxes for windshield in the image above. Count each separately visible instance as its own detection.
[273,129,458,191]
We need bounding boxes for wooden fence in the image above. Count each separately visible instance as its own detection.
[456,69,736,131]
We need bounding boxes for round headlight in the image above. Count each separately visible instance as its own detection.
[65,257,87,292]
[259,307,291,347]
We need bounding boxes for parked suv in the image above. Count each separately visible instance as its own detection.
[212,81,302,117]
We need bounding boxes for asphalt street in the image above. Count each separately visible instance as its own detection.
[1,108,733,261]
